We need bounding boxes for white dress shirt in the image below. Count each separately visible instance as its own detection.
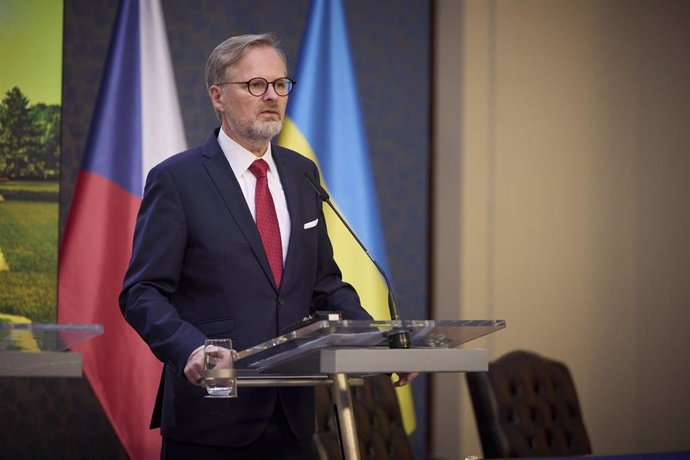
[217,128,291,263]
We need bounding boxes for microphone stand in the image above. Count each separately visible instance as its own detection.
[305,173,411,349]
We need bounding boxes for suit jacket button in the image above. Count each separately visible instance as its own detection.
[277,296,285,305]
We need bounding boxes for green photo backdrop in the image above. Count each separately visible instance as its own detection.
[0,0,63,324]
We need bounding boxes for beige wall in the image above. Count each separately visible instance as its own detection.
[432,0,690,458]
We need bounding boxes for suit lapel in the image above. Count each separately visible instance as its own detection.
[201,132,277,291]
[273,145,303,291]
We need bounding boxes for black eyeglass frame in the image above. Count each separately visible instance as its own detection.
[217,77,296,97]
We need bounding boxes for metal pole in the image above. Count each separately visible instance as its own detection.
[329,372,360,460]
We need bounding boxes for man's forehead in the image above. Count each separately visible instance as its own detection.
[233,46,287,76]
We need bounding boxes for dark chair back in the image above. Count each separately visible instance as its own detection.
[312,374,413,460]
[466,350,591,458]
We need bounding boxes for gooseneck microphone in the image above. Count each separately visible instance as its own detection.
[305,173,411,349]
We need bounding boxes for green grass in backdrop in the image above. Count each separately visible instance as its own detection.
[0,180,58,324]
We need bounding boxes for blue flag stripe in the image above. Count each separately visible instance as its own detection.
[81,0,142,197]
[288,0,390,273]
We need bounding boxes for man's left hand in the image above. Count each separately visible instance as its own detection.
[393,372,419,387]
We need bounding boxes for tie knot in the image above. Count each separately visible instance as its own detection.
[249,159,269,179]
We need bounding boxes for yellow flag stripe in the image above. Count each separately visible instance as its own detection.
[279,118,416,433]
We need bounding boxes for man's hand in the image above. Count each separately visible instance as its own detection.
[393,372,419,387]
[183,346,205,386]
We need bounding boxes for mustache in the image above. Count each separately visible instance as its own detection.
[257,102,280,112]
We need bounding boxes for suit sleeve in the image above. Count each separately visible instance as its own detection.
[119,164,206,375]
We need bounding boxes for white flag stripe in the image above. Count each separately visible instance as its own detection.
[140,0,187,192]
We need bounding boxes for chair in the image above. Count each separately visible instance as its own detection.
[466,350,591,458]
[311,374,414,460]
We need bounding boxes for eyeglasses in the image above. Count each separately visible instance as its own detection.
[217,77,295,97]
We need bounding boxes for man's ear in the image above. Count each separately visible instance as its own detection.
[208,86,223,113]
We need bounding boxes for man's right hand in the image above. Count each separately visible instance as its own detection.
[183,345,205,386]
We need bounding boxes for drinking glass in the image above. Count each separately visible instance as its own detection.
[202,338,238,398]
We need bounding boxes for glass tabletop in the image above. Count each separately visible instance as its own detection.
[0,323,104,352]
[236,319,506,369]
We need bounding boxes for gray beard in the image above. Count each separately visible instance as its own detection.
[243,119,283,142]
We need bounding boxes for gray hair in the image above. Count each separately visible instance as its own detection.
[205,33,288,90]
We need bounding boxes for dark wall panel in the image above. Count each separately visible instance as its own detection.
[0,377,126,459]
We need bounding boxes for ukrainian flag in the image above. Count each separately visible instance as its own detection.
[278,0,417,434]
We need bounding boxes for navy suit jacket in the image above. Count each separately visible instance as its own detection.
[119,130,372,446]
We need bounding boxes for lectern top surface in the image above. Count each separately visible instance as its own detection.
[235,319,506,369]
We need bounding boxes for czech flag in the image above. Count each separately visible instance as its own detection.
[278,0,417,434]
[58,0,186,458]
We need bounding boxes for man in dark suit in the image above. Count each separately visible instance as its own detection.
[119,34,385,459]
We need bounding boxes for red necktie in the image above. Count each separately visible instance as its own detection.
[249,159,283,288]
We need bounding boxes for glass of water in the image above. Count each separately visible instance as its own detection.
[203,338,238,398]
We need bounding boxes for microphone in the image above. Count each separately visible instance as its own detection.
[305,173,411,349]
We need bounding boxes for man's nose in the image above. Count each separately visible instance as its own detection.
[262,84,279,101]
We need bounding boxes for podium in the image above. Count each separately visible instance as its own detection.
[233,319,505,460]
[0,323,103,377]
[1,320,504,458]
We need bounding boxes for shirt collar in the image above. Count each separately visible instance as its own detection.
[217,127,278,179]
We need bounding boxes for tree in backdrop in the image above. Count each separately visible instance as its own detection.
[30,103,61,179]
[0,86,61,180]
